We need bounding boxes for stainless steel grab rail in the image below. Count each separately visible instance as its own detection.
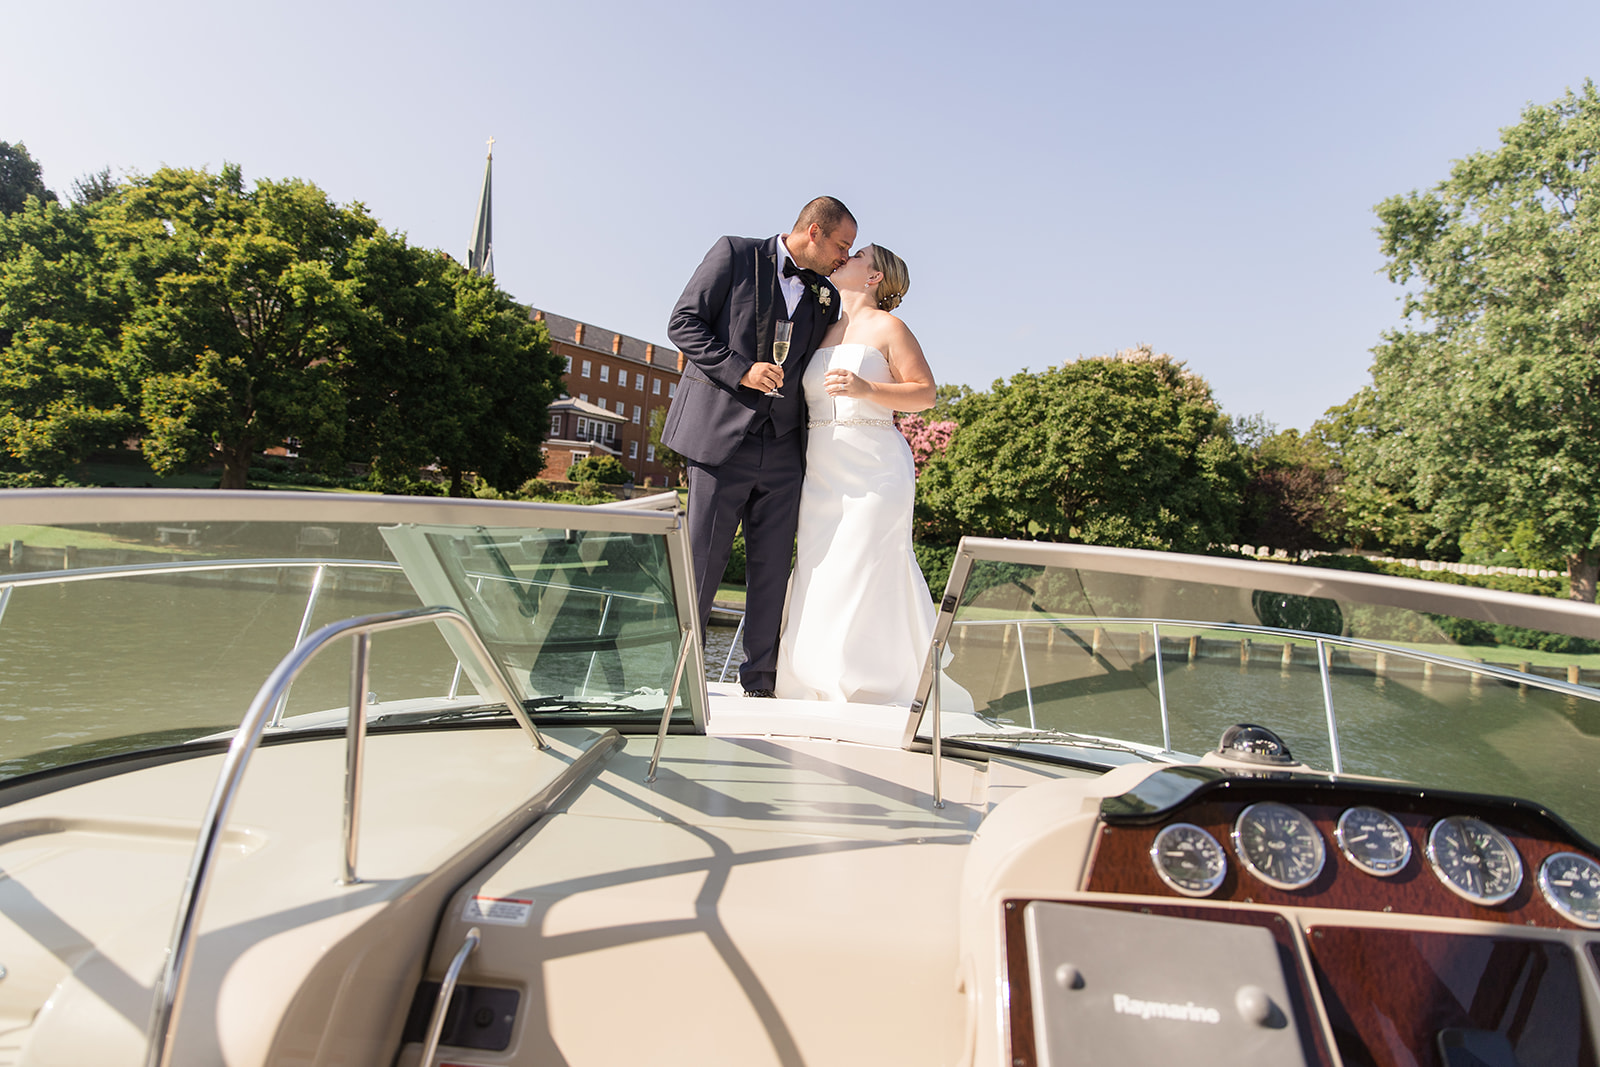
[144,605,545,1067]
[418,927,482,1067]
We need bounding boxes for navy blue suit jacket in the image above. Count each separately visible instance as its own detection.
[662,235,840,467]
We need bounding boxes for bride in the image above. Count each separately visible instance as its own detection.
[774,244,944,705]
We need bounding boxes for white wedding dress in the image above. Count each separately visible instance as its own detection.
[774,344,940,705]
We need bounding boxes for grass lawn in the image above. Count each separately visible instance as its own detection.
[0,524,195,557]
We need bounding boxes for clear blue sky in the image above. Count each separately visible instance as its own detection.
[6,0,1597,431]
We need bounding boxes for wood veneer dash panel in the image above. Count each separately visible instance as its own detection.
[1085,791,1599,927]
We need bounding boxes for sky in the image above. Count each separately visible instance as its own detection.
[5,0,1598,432]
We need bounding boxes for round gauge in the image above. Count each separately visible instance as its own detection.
[1232,802,1326,890]
[1149,823,1227,897]
[1538,852,1600,928]
[1426,816,1523,906]
[1335,806,1412,877]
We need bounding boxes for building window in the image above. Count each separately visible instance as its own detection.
[578,392,588,402]
[581,360,591,378]
[629,441,639,459]
[605,423,616,443]
[575,416,588,437]
[632,405,642,425]
[652,378,661,395]
[635,373,644,391]
[549,413,561,436]
[565,355,572,372]
[571,450,589,462]
[647,444,656,462]
[599,365,610,383]
[669,382,677,398]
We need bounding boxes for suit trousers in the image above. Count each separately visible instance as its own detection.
[686,421,804,691]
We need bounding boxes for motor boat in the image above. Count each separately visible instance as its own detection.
[1,488,1597,1066]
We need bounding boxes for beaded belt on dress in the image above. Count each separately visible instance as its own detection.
[808,417,894,428]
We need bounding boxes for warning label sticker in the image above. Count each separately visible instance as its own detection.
[463,895,534,926]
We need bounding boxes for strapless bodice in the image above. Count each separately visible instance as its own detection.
[803,344,896,426]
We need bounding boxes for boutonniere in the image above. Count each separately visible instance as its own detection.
[811,283,831,309]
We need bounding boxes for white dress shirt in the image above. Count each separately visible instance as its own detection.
[776,235,804,319]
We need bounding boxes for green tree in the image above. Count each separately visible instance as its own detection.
[1236,421,1344,554]
[0,196,133,482]
[567,454,628,484]
[0,142,56,217]
[1312,389,1441,555]
[70,167,117,207]
[646,406,683,477]
[100,165,374,488]
[1371,81,1600,600]
[429,272,560,495]
[915,345,1245,550]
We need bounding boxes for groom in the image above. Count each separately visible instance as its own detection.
[662,196,856,696]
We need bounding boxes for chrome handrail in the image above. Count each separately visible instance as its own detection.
[645,626,697,784]
[418,927,482,1067]
[718,613,746,683]
[145,605,545,1067]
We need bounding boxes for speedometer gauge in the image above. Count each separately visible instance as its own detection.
[1335,806,1412,876]
[1538,852,1600,928]
[1426,816,1522,906]
[1233,802,1325,890]
[1149,823,1227,897]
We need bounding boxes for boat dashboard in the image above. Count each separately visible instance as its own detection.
[1086,766,1600,926]
[989,764,1600,1067]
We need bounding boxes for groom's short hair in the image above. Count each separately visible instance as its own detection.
[794,196,856,237]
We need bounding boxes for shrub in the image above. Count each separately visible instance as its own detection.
[567,455,629,485]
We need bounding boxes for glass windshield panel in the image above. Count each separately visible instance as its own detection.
[0,509,693,780]
[926,555,1600,840]
[416,526,685,703]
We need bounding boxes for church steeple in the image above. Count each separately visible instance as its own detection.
[467,137,494,276]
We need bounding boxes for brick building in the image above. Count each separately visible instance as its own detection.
[534,310,686,487]
[540,396,626,481]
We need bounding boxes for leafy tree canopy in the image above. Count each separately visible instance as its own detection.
[646,405,684,474]
[70,167,117,207]
[1371,81,1600,599]
[1235,419,1344,553]
[94,165,377,487]
[0,142,56,217]
[0,195,133,481]
[915,345,1246,551]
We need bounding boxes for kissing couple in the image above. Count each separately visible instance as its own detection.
[661,196,949,706]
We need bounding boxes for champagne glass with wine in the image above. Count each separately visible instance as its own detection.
[765,320,793,397]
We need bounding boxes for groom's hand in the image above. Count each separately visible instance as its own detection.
[740,364,783,392]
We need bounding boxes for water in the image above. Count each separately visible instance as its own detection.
[5,574,1597,843]
[703,622,744,684]
[942,626,1600,841]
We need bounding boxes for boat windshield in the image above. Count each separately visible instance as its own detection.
[0,490,705,781]
[911,538,1600,841]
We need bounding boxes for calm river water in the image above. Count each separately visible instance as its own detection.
[4,578,1598,841]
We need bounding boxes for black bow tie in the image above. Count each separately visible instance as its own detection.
[782,259,816,283]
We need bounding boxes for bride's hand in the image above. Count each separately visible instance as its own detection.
[823,368,870,398]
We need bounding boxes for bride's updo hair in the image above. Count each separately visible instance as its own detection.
[870,245,910,312]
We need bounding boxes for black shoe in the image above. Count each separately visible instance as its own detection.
[742,688,776,698]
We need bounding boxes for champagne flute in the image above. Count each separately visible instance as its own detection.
[765,320,793,397]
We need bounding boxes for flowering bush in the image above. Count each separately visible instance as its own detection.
[896,413,956,476]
